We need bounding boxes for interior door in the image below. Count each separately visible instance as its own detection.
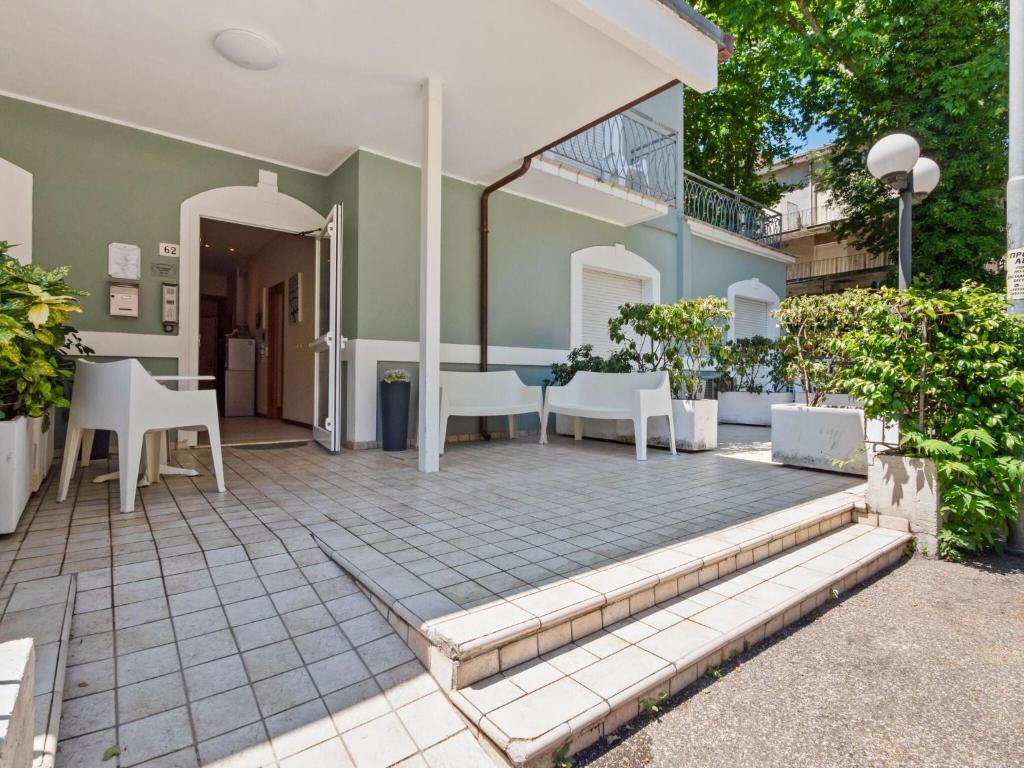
[311,205,344,451]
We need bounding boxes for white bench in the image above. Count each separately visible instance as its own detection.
[540,371,676,460]
[439,371,543,454]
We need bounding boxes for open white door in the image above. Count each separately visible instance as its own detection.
[311,205,344,452]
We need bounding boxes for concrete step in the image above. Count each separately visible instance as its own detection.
[316,488,863,690]
[448,523,910,768]
[0,574,77,768]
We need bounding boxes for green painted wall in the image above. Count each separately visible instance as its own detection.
[0,96,329,335]
[687,225,788,301]
[1,95,786,357]
[353,151,679,349]
[327,153,360,339]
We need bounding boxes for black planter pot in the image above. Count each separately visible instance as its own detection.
[380,381,411,451]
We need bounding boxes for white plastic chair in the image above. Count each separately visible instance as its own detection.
[57,359,225,512]
[438,371,543,455]
[540,371,676,461]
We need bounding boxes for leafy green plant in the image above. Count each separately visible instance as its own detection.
[715,335,785,394]
[609,297,732,399]
[552,744,574,768]
[772,290,874,405]
[381,368,410,384]
[547,343,633,386]
[639,691,668,717]
[706,665,723,680]
[0,242,90,422]
[837,284,1024,558]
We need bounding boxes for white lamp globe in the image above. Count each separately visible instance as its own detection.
[867,133,920,189]
[214,29,280,71]
[911,156,941,201]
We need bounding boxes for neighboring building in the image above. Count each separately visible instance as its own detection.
[768,147,889,296]
[0,1,790,459]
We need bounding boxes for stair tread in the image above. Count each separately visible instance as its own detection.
[316,486,864,662]
[449,523,909,764]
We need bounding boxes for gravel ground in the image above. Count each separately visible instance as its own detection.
[576,554,1024,768]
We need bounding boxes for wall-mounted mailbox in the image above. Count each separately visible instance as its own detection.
[109,283,139,317]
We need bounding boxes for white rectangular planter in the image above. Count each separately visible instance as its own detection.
[27,410,55,493]
[652,399,717,451]
[556,400,718,451]
[718,391,794,426]
[867,453,942,555]
[770,403,871,476]
[0,417,32,535]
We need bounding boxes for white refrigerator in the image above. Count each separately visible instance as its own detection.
[224,337,256,417]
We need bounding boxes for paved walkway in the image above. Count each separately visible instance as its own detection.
[0,427,860,767]
[577,554,1024,768]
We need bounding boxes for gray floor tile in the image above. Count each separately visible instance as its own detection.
[118,672,188,725]
[190,685,262,742]
[183,655,248,701]
[118,707,194,767]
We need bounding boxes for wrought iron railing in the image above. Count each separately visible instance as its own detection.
[682,170,783,249]
[545,111,678,204]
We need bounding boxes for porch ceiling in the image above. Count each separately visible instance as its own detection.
[0,0,720,179]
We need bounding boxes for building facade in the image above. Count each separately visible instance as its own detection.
[769,147,889,296]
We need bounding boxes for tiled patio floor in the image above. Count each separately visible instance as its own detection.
[0,426,861,768]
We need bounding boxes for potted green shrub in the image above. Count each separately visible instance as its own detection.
[839,284,1024,558]
[379,368,411,451]
[715,335,792,426]
[769,290,878,474]
[609,297,731,450]
[0,243,89,530]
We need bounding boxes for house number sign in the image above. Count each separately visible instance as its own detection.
[1009,249,1024,301]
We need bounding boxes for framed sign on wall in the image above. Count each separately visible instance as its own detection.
[287,272,302,324]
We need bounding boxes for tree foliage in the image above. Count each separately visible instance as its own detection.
[547,344,632,387]
[687,0,1008,286]
[838,285,1024,558]
[715,335,785,394]
[772,290,875,405]
[608,298,731,399]
[684,3,808,204]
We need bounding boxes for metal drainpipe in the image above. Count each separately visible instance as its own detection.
[476,81,682,438]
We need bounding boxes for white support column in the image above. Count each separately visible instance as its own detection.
[418,77,443,472]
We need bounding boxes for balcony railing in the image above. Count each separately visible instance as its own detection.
[545,111,783,248]
[545,111,677,204]
[782,204,845,233]
[787,252,889,281]
[683,170,783,249]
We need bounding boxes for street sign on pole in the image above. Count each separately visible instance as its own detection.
[1009,249,1024,302]
[1005,0,1023,552]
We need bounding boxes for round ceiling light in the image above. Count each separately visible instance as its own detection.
[213,29,280,71]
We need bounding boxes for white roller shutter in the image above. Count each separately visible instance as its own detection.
[733,296,770,340]
[581,268,645,355]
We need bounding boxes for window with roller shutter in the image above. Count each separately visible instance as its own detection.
[581,268,645,355]
[732,295,770,340]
